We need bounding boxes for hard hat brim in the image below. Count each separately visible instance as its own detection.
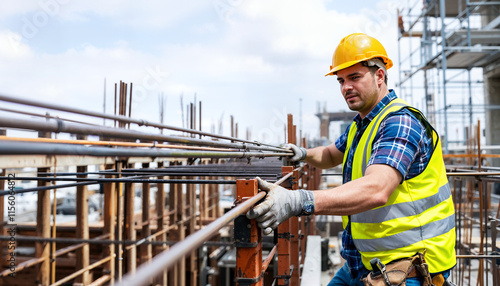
[325,56,393,77]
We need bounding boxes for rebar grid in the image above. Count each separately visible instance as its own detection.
[0,95,300,286]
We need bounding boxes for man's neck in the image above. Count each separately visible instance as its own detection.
[358,86,390,119]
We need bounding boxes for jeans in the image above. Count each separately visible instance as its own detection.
[327,263,367,286]
[327,263,451,286]
[405,271,451,286]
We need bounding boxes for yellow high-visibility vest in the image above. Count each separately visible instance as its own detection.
[341,98,456,273]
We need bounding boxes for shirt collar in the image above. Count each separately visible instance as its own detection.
[352,89,397,126]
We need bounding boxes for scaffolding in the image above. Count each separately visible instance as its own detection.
[397,0,500,153]
[398,2,500,284]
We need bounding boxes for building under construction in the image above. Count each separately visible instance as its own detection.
[1,1,500,285]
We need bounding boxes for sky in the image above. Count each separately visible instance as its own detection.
[0,0,432,145]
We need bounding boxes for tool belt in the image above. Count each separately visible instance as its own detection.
[362,252,448,286]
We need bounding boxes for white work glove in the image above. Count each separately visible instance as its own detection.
[284,143,307,162]
[246,177,314,235]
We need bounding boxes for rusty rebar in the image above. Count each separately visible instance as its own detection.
[0,140,290,158]
[116,190,266,286]
[116,166,300,286]
[0,93,281,148]
[0,115,290,152]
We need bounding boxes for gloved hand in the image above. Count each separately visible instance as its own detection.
[284,143,307,162]
[246,177,314,235]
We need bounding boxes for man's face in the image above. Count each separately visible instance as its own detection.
[335,63,380,118]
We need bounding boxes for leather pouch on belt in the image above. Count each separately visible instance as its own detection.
[363,252,432,286]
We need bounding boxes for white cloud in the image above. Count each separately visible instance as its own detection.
[0,1,41,18]
[57,0,211,28]
[2,0,212,27]
[0,30,33,59]
[0,0,404,143]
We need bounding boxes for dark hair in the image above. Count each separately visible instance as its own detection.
[361,58,388,85]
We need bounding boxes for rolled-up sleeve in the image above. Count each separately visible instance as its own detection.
[335,124,351,153]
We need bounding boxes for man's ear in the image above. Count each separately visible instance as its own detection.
[375,68,385,86]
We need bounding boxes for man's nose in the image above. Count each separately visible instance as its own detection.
[342,80,353,94]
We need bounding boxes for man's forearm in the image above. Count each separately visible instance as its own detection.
[304,145,341,169]
[313,164,401,215]
[313,177,386,215]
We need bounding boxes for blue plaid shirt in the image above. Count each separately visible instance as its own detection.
[334,90,434,278]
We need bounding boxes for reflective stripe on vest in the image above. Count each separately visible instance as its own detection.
[351,183,451,224]
[354,213,455,252]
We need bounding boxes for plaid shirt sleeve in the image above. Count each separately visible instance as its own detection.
[335,123,351,153]
[369,110,430,181]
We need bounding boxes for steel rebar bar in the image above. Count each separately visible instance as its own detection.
[0,235,234,247]
[1,176,240,184]
[0,140,290,158]
[0,136,238,152]
[0,115,290,152]
[117,166,300,286]
[116,190,266,286]
[0,93,281,148]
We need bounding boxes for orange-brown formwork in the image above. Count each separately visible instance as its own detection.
[290,168,301,285]
[288,115,301,286]
[277,166,294,286]
[235,179,263,286]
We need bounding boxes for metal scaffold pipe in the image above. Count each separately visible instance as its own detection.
[0,115,290,153]
[0,140,290,159]
[0,93,278,148]
[0,181,96,197]
[39,171,280,178]
[0,235,234,247]
[0,136,239,152]
[0,173,166,196]
[0,167,290,196]
[0,177,237,197]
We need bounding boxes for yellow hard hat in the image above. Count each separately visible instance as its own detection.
[325,33,393,76]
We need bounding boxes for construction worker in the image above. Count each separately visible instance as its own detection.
[247,33,456,286]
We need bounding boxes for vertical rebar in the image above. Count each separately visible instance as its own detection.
[199,101,202,139]
[230,115,234,141]
[187,177,196,286]
[115,161,124,281]
[193,94,197,133]
[103,163,116,284]
[168,162,180,285]
[76,164,90,284]
[154,161,168,285]
[128,83,133,129]
[125,171,136,274]
[140,162,152,284]
[190,103,194,138]
[50,167,57,285]
[491,219,498,286]
[36,131,51,286]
